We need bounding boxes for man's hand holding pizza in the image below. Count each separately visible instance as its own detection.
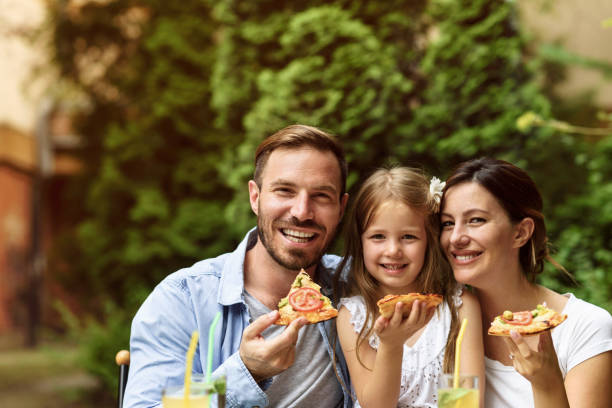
[239,310,308,383]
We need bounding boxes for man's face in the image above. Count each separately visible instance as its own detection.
[248,147,348,270]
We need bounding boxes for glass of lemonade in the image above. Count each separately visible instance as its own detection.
[162,374,226,408]
[437,373,479,408]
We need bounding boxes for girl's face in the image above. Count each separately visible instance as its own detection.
[440,182,521,287]
[361,200,428,295]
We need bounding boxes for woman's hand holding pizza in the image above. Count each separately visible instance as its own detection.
[503,330,569,406]
[374,300,435,349]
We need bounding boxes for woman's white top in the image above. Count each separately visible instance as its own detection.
[485,293,612,408]
[338,289,462,408]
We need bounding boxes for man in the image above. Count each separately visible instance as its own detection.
[124,124,352,407]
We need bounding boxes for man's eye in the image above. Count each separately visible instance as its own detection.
[314,193,332,201]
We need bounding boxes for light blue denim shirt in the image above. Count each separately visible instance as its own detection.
[124,228,353,408]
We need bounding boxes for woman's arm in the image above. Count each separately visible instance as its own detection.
[457,290,485,408]
[564,351,612,408]
[337,301,434,408]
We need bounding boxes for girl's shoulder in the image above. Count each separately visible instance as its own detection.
[338,296,367,326]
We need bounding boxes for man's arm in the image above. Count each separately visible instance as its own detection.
[123,278,270,408]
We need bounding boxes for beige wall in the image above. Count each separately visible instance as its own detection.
[519,0,612,107]
[0,0,48,135]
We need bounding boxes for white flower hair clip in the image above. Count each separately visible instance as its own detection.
[429,177,446,208]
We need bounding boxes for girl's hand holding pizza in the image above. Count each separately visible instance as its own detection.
[374,300,435,350]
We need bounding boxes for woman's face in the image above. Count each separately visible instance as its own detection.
[440,182,522,287]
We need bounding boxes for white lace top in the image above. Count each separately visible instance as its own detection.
[338,289,463,408]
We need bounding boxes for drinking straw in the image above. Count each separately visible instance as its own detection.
[453,318,468,389]
[206,312,222,383]
[183,330,200,407]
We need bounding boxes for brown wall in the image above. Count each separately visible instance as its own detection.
[0,160,32,332]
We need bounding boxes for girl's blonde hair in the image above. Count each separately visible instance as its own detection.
[335,167,460,373]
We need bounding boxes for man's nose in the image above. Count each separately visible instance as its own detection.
[290,191,314,221]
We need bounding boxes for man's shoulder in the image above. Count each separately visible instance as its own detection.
[320,253,342,271]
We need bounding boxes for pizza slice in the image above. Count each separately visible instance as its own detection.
[488,304,567,336]
[377,293,443,319]
[275,269,338,325]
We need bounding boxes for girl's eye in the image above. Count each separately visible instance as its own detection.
[370,233,385,240]
[469,217,486,224]
[402,234,418,240]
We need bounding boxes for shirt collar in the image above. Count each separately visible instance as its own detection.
[218,227,257,306]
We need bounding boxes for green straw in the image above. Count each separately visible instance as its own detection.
[206,312,222,383]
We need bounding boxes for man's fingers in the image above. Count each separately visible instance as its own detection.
[243,311,279,340]
[268,317,307,350]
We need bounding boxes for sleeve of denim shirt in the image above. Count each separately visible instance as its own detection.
[123,274,269,408]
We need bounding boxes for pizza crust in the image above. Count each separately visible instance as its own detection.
[488,306,567,336]
[376,293,443,319]
[274,270,338,325]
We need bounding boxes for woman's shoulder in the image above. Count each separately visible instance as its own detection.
[563,293,612,323]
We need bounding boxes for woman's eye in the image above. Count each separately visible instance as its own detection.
[469,217,486,224]
[441,220,454,228]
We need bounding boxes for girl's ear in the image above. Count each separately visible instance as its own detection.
[513,217,535,248]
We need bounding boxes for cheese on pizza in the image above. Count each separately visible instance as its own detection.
[275,270,338,325]
[488,304,567,336]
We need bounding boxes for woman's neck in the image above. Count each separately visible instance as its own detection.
[475,274,542,322]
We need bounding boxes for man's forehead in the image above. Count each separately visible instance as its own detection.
[260,147,342,188]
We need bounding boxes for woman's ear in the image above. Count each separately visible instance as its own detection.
[513,217,535,248]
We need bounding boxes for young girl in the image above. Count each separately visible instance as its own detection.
[335,167,484,408]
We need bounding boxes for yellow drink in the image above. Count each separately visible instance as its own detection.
[162,394,209,408]
[438,387,478,408]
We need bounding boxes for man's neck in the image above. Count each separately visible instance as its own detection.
[243,239,317,310]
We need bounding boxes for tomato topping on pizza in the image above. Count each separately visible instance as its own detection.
[500,311,533,326]
[274,270,338,325]
[289,288,323,312]
[488,304,567,336]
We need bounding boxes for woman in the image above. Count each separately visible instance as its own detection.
[439,157,612,408]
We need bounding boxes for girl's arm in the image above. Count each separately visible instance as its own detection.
[337,301,434,408]
[564,351,612,408]
[457,290,485,408]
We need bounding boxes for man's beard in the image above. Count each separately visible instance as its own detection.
[257,212,333,271]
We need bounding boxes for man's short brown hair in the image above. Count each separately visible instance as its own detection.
[254,124,347,196]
